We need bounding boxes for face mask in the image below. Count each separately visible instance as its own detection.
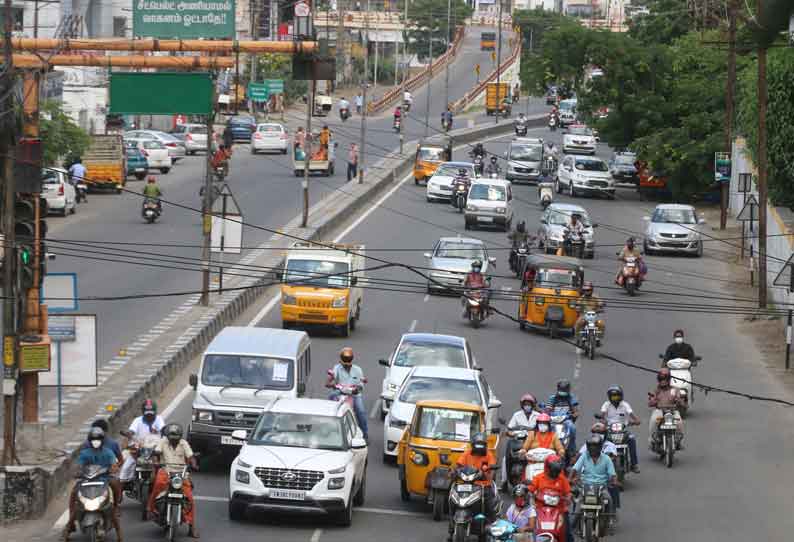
[674,337,683,344]
[537,424,550,433]
[90,439,102,449]
[522,405,533,414]
[610,396,620,404]
[557,391,569,398]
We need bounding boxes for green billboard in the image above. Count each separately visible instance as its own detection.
[133,0,236,39]
[109,73,213,115]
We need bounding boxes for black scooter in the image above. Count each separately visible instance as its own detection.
[448,465,501,542]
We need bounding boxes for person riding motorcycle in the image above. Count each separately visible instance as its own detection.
[504,484,537,542]
[508,221,532,272]
[662,329,696,364]
[519,412,566,458]
[485,155,501,177]
[471,142,486,159]
[527,454,572,542]
[514,113,528,132]
[394,105,403,121]
[403,90,413,110]
[648,368,684,449]
[462,260,490,317]
[120,399,166,485]
[147,424,199,538]
[574,281,605,344]
[572,424,616,465]
[599,386,640,472]
[339,97,350,119]
[546,380,579,457]
[616,237,644,285]
[327,347,368,440]
[63,427,123,542]
[449,432,498,541]
[559,213,586,256]
[503,394,541,485]
[570,435,619,533]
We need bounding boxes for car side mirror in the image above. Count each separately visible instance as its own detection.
[488,398,502,409]
[189,374,197,389]
[351,436,367,449]
[488,257,497,265]
[297,383,306,395]
[423,252,432,259]
[378,358,390,367]
[231,429,247,441]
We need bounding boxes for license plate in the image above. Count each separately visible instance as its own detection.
[660,424,676,430]
[220,436,243,446]
[456,484,473,492]
[540,521,556,530]
[477,216,494,222]
[168,493,183,499]
[581,504,601,510]
[135,168,145,172]
[270,489,306,501]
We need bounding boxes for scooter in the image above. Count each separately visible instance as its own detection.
[473,155,484,177]
[340,107,350,121]
[448,465,500,542]
[153,464,191,541]
[514,122,528,137]
[534,488,567,542]
[452,178,468,212]
[142,198,161,224]
[464,289,489,329]
[650,408,679,468]
[503,429,528,490]
[122,432,160,520]
[548,116,558,131]
[579,310,601,360]
[659,354,701,417]
[538,181,554,209]
[559,230,584,259]
[522,447,555,483]
[393,117,401,133]
[601,418,633,484]
[617,256,642,296]
[509,241,530,278]
[548,406,572,456]
[75,182,88,203]
[74,465,116,542]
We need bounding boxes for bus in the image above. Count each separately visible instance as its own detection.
[480,32,496,51]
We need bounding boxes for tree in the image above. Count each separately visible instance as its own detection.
[251,54,308,103]
[39,100,90,167]
[405,0,471,60]
[513,8,575,94]
[627,0,694,46]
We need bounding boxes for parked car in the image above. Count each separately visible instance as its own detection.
[124,130,186,161]
[172,123,209,154]
[464,177,514,231]
[41,168,76,216]
[126,138,172,173]
[643,203,706,257]
[537,202,596,258]
[228,115,257,142]
[562,125,597,155]
[251,123,289,154]
[424,237,495,294]
[556,155,614,198]
[228,398,367,525]
[379,333,477,419]
[124,142,148,180]
[383,366,501,461]
[426,161,475,202]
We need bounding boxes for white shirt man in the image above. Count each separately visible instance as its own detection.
[120,414,166,482]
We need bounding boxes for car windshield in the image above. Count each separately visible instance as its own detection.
[435,164,472,177]
[41,170,60,185]
[510,145,542,161]
[575,159,608,172]
[559,100,576,111]
[652,208,696,224]
[435,243,485,260]
[414,407,481,442]
[469,184,506,201]
[284,259,351,288]
[258,125,282,133]
[568,127,592,136]
[535,269,579,288]
[418,147,446,161]
[201,354,294,389]
[394,341,467,368]
[230,117,253,125]
[547,210,590,226]
[399,377,481,405]
[614,155,635,165]
[249,413,345,450]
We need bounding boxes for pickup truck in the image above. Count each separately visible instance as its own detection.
[84,134,126,192]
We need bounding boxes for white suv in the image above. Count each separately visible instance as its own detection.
[228,398,368,526]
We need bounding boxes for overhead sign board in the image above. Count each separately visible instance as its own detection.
[133,0,236,39]
[110,73,213,115]
[41,273,78,313]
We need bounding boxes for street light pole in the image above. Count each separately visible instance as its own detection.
[358,0,370,184]
[444,0,451,108]
[424,32,432,137]
[757,0,768,308]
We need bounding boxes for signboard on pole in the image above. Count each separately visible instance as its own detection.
[714,152,731,183]
[110,73,213,115]
[211,185,243,254]
[41,272,78,313]
[247,83,270,102]
[265,79,284,93]
[736,194,759,222]
[133,0,236,39]
[40,315,97,387]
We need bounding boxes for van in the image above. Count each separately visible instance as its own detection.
[187,326,311,454]
[464,178,514,232]
[505,137,545,184]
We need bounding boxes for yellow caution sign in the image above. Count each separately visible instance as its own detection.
[475,64,480,76]
[203,214,212,234]
[3,336,13,366]
[491,51,496,62]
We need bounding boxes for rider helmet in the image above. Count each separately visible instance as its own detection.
[535,412,551,433]
[471,260,482,273]
[626,237,636,249]
[142,398,157,416]
[458,168,469,177]
[582,281,593,297]
[607,385,623,406]
[520,393,536,409]
[470,432,488,456]
[512,484,529,508]
[490,156,498,164]
[340,347,354,364]
[516,221,526,234]
[544,454,564,479]
[556,379,571,398]
[585,435,604,457]
[87,426,105,449]
[165,423,184,446]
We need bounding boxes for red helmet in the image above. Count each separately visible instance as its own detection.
[520,394,537,408]
[535,413,552,432]
[544,454,564,479]
[147,175,156,183]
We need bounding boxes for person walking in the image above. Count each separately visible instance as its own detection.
[347,143,359,182]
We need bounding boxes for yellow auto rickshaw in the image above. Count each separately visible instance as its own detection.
[414,136,452,185]
[518,255,584,338]
[397,400,498,521]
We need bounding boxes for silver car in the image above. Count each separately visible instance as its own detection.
[643,204,705,257]
[424,237,495,294]
[172,123,209,154]
[124,130,187,161]
[505,138,544,183]
[537,203,596,258]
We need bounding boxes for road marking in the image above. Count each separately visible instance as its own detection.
[310,528,323,542]
[162,383,194,419]
[409,319,417,332]
[369,398,382,419]
[423,294,430,303]
[193,495,426,518]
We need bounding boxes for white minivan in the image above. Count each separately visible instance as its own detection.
[187,326,312,454]
[464,178,514,231]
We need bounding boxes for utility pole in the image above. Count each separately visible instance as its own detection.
[444,0,451,108]
[424,32,431,137]
[201,82,216,306]
[303,77,315,224]
[250,0,258,88]
[337,0,345,87]
[721,0,737,231]
[358,0,369,184]
[757,0,768,308]
[495,0,502,124]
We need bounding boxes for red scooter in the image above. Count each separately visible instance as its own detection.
[617,255,644,296]
[534,488,567,542]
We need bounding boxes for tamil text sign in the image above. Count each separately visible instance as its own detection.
[133,0,236,39]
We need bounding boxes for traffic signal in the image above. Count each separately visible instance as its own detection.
[14,196,48,290]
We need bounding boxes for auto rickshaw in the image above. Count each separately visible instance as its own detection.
[414,136,452,185]
[397,400,498,521]
[518,255,584,338]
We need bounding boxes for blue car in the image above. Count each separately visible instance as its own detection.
[227,116,256,142]
[125,143,148,180]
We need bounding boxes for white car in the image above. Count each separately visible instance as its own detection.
[124,130,186,161]
[252,123,289,154]
[556,155,614,198]
[383,366,501,461]
[643,204,706,257]
[426,162,475,202]
[562,125,597,155]
[127,138,172,173]
[464,178,514,231]
[228,398,367,526]
[41,168,76,216]
[378,333,477,419]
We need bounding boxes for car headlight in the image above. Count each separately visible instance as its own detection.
[282,293,297,305]
[568,299,578,308]
[328,477,346,490]
[496,207,506,214]
[235,470,250,484]
[192,410,213,422]
[332,296,348,308]
[389,417,408,429]
[328,465,348,474]
[467,204,477,211]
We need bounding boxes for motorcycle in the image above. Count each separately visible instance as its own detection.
[503,429,528,490]
[75,465,116,542]
[538,181,554,209]
[488,518,519,541]
[618,256,641,296]
[473,155,484,177]
[560,230,584,259]
[123,432,160,520]
[548,116,558,132]
[212,163,228,182]
[153,465,191,541]
[340,107,350,121]
[651,409,679,468]
[573,483,610,541]
[393,117,401,133]
[464,289,489,329]
[548,407,572,457]
[452,178,469,212]
[579,310,600,360]
[514,122,528,137]
[534,488,567,542]
[442,117,453,132]
[448,465,500,542]
[522,447,555,483]
[403,100,412,112]
[509,241,530,278]
[76,182,88,203]
[603,419,633,484]
[142,198,161,224]
[660,355,700,417]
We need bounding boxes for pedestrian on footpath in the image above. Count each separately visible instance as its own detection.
[355,92,363,115]
[347,143,359,182]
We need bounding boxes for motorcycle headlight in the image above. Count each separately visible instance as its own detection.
[282,293,297,305]
[79,495,104,512]
[584,494,599,505]
[490,525,507,537]
[171,476,183,490]
[460,492,482,508]
[332,296,348,308]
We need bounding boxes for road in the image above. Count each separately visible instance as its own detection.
[86,126,794,542]
[44,26,530,369]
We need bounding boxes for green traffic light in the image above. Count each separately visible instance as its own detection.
[20,248,31,265]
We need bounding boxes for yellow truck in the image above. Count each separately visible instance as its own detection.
[83,134,126,192]
[485,82,511,117]
[281,241,365,337]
